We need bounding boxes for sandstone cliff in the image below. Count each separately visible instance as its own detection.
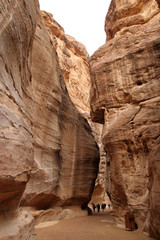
[41,11,90,115]
[20,11,99,210]
[0,0,99,239]
[0,0,39,238]
[41,11,108,205]
[90,0,160,239]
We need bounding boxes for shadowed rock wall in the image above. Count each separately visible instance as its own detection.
[90,0,160,239]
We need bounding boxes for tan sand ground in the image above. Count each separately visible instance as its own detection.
[36,210,154,240]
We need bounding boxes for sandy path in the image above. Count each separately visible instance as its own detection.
[36,211,154,240]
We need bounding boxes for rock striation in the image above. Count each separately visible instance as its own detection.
[90,0,160,239]
[0,0,99,239]
[20,12,99,210]
[41,11,108,206]
[0,0,39,239]
[41,11,90,115]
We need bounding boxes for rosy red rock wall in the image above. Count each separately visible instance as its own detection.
[90,0,160,239]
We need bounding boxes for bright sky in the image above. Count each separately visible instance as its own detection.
[39,0,111,55]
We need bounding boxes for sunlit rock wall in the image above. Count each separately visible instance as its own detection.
[105,0,159,40]
[41,11,90,115]
[0,0,99,238]
[90,0,160,238]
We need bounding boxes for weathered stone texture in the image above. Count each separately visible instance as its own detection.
[41,11,107,206]
[90,0,160,238]
[0,0,99,239]
[105,0,160,40]
[0,0,39,216]
[0,211,36,240]
[41,11,90,115]
[20,14,99,209]
[0,1,40,238]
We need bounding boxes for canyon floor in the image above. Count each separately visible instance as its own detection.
[36,209,154,240]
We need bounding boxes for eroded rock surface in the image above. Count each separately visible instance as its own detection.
[0,211,36,240]
[0,0,99,239]
[21,12,99,209]
[90,0,160,239]
[41,11,90,115]
[0,0,39,212]
[105,0,160,40]
[41,11,107,205]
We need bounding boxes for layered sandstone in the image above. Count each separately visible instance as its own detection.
[0,0,39,238]
[90,0,160,239]
[41,11,90,115]
[0,0,99,239]
[41,11,108,205]
[105,0,160,40]
[21,11,99,209]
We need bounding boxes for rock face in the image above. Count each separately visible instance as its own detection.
[41,11,90,115]
[21,11,99,209]
[0,2,39,239]
[90,0,160,239]
[0,211,36,240]
[105,0,160,40]
[41,11,107,205]
[0,0,99,239]
[0,1,38,240]
[0,0,38,214]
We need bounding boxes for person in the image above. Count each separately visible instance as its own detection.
[101,203,106,211]
[92,203,96,212]
[97,203,100,213]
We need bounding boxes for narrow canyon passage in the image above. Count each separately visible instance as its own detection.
[36,210,154,240]
[0,0,160,239]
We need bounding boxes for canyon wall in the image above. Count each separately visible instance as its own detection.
[41,11,90,115]
[90,0,160,239]
[0,0,99,239]
[20,9,99,210]
[41,11,108,204]
[0,0,39,239]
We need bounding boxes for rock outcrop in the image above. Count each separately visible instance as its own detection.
[90,0,160,239]
[0,0,99,239]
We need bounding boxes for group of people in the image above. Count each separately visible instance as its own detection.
[91,202,111,213]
